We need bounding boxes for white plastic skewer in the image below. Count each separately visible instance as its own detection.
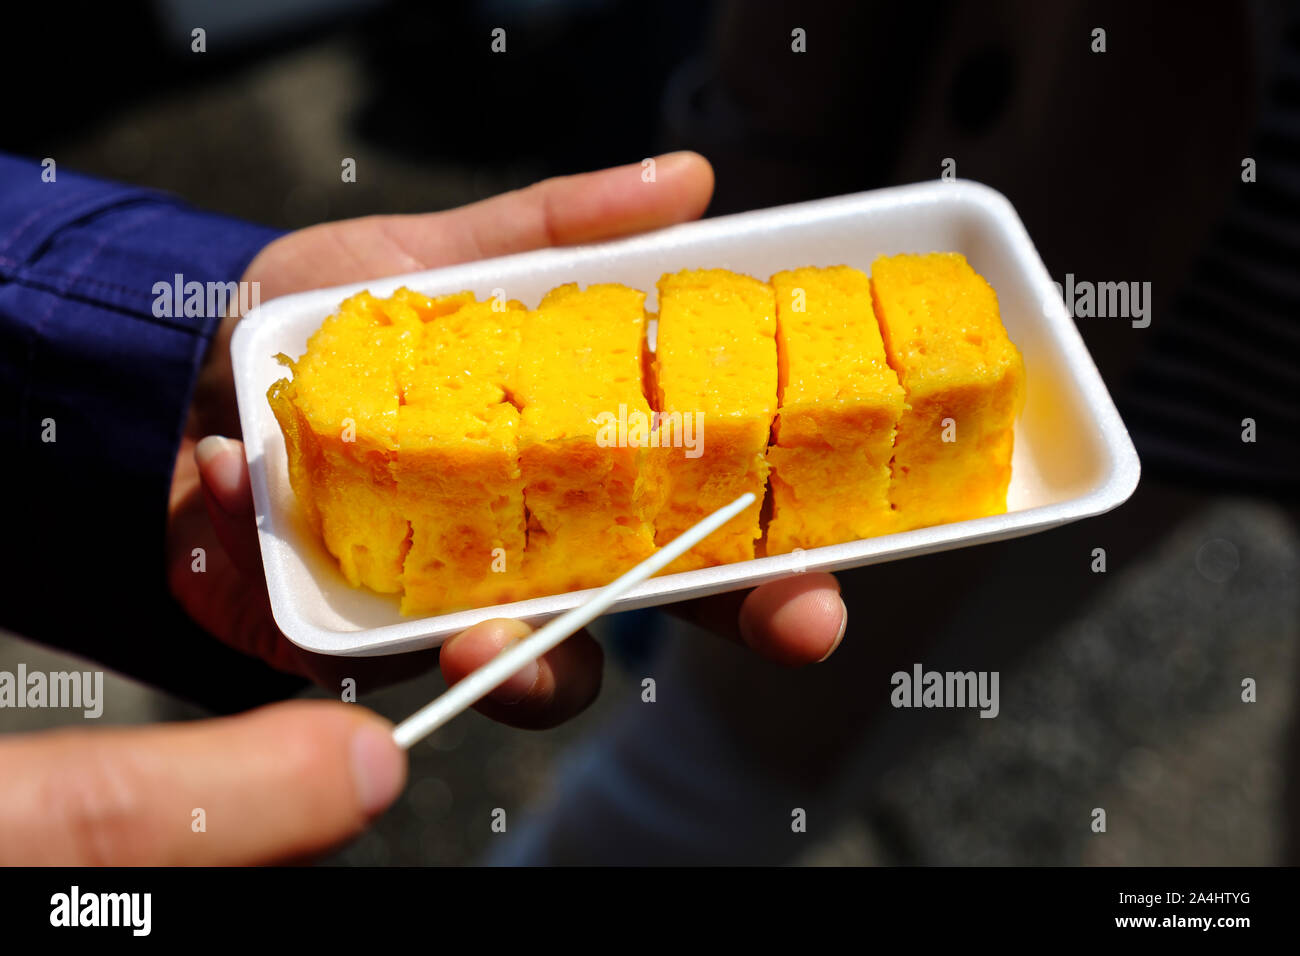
[392,491,756,750]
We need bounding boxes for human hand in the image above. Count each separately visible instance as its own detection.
[168,152,848,728]
[0,700,405,865]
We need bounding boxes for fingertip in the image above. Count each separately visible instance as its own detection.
[739,572,847,667]
[261,702,408,823]
[349,717,407,817]
[819,594,849,663]
[193,434,263,578]
[195,435,251,515]
[439,619,603,729]
[656,149,713,181]
[440,618,536,701]
[656,150,714,215]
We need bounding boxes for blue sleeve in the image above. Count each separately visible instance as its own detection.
[0,153,306,712]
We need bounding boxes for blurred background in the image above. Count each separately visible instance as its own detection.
[1,0,1296,864]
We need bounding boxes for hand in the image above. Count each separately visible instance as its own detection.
[169,152,848,728]
[0,700,405,865]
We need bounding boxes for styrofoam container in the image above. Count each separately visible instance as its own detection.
[232,180,1140,657]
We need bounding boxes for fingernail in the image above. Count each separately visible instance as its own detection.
[655,150,697,175]
[452,620,539,705]
[195,435,243,510]
[195,434,235,469]
[490,658,540,705]
[350,721,407,816]
[818,596,848,663]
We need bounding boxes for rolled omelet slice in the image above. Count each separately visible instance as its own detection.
[268,290,416,594]
[869,253,1025,531]
[393,291,528,616]
[767,265,905,553]
[513,283,664,595]
[653,268,777,571]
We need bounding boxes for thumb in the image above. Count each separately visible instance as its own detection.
[243,151,715,302]
[0,701,406,865]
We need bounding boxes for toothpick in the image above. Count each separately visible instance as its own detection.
[392,492,756,749]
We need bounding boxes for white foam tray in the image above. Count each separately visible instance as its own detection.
[232,180,1140,657]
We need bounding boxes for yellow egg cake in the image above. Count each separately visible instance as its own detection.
[869,252,1025,531]
[268,290,414,595]
[652,268,777,571]
[392,290,527,616]
[269,257,1024,618]
[767,266,906,553]
[512,283,664,594]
